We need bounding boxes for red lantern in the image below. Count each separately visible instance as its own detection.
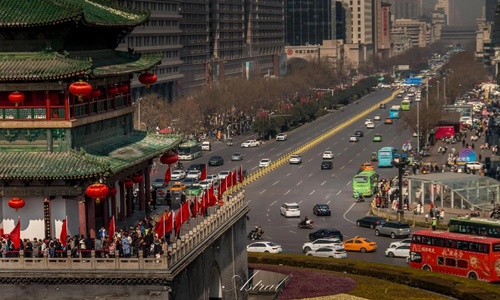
[132,173,143,183]
[108,187,117,197]
[108,85,118,96]
[85,183,109,205]
[124,179,134,188]
[160,151,178,165]
[117,84,129,94]
[139,72,157,88]
[69,80,92,102]
[8,197,25,212]
[90,89,101,99]
[8,91,25,107]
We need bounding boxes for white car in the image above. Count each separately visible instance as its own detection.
[201,141,211,151]
[276,133,287,141]
[259,158,271,168]
[289,154,302,164]
[186,170,201,181]
[465,161,483,171]
[241,140,259,148]
[385,245,410,258]
[366,122,375,129]
[247,241,283,254]
[349,136,359,142]
[390,238,411,248]
[306,247,347,259]
[365,119,373,125]
[302,238,344,253]
[206,174,219,185]
[322,151,334,159]
[218,171,231,180]
[374,115,381,121]
[280,202,300,218]
[460,116,473,126]
[198,180,212,190]
[170,170,186,181]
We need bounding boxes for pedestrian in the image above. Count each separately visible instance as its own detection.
[425,213,429,223]
[432,217,437,230]
[440,209,445,222]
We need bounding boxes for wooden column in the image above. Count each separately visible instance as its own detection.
[145,165,152,206]
[78,195,87,238]
[103,196,109,229]
[64,92,70,121]
[111,192,117,219]
[86,196,96,239]
[119,181,126,222]
[127,185,134,218]
[139,178,146,211]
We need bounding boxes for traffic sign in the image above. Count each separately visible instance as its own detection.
[405,77,422,85]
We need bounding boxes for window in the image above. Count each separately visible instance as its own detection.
[445,258,456,267]
[457,260,468,268]
[437,256,444,265]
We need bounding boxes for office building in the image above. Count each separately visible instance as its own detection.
[373,0,392,59]
[341,0,373,64]
[387,0,422,19]
[485,0,497,23]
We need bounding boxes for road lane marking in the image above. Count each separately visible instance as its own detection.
[284,189,291,195]
[356,153,360,156]
[270,147,275,151]
[342,202,357,224]
[346,180,351,185]
[287,147,293,151]
[331,174,335,177]
[325,194,330,200]
[297,181,303,186]
[289,230,296,234]
[251,166,258,170]
[260,189,266,194]
[348,159,353,163]
[298,200,303,204]
[247,159,252,163]
[363,147,367,151]
[321,181,327,186]
[270,200,277,206]
[327,200,331,204]
[336,190,342,195]
[309,190,315,195]
[344,147,349,151]
[287,173,291,176]
[273,180,279,186]
[258,153,265,157]
[276,153,283,157]
[340,166,345,169]
[308,158,313,162]
[308,173,313,177]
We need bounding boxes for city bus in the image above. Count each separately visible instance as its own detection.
[448,217,500,239]
[352,170,379,198]
[408,230,500,282]
[377,146,397,167]
[177,140,203,160]
[389,105,400,119]
[401,100,411,111]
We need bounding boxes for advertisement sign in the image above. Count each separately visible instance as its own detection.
[458,148,477,162]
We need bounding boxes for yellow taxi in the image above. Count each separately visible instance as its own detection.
[343,236,377,253]
[359,162,375,172]
[170,182,186,192]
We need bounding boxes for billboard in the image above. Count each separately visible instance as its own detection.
[398,65,410,70]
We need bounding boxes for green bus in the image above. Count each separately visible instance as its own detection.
[352,170,379,198]
[448,217,500,238]
[177,140,203,160]
[401,100,411,111]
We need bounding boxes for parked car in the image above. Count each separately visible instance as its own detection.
[231,152,243,161]
[247,241,282,253]
[241,140,259,148]
[343,237,377,253]
[259,158,271,168]
[152,178,166,189]
[208,156,224,166]
[289,154,302,164]
[385,245,410,258]
[276,133,288,141]
[322,151,334,159]
[374,222,411,239]
[321,160,333,170]
[302,238,343,253]
[309,228,343,241]
[390,238,412,248]
[171,170,186,181]
[356,216,386,229]
[280,202,300,218]
[305,247,347,259]
[313,204,331,216]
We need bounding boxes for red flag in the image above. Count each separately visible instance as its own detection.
[108,215,116,242]
[208,186,217,206]
[153,212,166,238]
[60,218,68,247]
[200,166,207,181]
[239,165,244,183]
[175,201,192,235]
[9,218,21,250]
[191,196,199,218]
[227,172,233,189]
[200,192,207,216]
[181,201,191,224]
[165,211,174,233]
[220,177,227,195]
[232,170,237,187]
[164,166,171,184]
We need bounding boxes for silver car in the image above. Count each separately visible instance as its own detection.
[374,222,411,239]
[289,154,302,164]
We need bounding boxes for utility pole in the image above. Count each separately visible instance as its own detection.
[392,151,409,222]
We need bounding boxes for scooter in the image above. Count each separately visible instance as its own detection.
[355,196,365,203]
[298,220,314,229]
[247,227,264,240]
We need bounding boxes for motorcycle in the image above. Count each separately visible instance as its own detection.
[355,196,365,203]
[247,227,264,240]
[298,219,314,229]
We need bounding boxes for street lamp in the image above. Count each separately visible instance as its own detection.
[415,95,421,154]
[391,151,409,222]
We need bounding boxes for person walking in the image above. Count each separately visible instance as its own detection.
[432,217,437,230]
[439,209,445,223]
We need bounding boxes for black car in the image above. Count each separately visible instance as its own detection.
[356,216,386,229]
[309,228,343,241]
[313,204,331,216]
[208,156,224,166]
[380,103,386,109]
[354,130,364,137]
[321,160,333,170]
[188,163,207,172]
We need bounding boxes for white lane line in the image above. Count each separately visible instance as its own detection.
[309,190,315,195]
[344,147,349,151]
[297,200,303,205]
[325,194,330,200]
[308,158,313,162]
[340,166,345,169]
[268,219,271,222]
[327,200,331,205]
[270,200,277,206]
[270,147,276,151]
[276,153,283,157]
[287,173,291,176]
[297,181,303,186]
[308,173,313,177]
[251,166,258,170]
[260,189,266,194]
[363,147,367,151]
[336,190,342,195]
[346,180,352,185]
[331,174,335,178]
[337,153,342,156]
[284,189,291,195]
[247,159,252,163]
[273,180,279,186]
[258,153,265,157]
[321,181,327,186]
[287,147,293,151]
[247,200,252,204]
[348,159,353,163]
[289,230,296,234]
[333,142,338,145]
[342,202,357,224]
[356,153,360,156]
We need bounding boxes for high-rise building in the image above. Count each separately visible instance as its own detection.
[285,0,336,46]
[341,0,373,62]
[435,0,450,25]
[485,0,497,23]
[387,0,422,19]
[373,0,391,59]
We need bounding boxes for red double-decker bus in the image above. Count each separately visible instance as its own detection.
[409,230,500,282]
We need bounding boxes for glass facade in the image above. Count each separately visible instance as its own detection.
[285,0,335,46]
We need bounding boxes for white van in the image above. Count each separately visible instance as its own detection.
[201,141,211,151]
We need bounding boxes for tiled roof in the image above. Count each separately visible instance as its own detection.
[0,132,183,180]
[0,50,162,81]
[0,0,148,28]
[0,52,91,81]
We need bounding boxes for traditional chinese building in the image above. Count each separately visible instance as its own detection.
[0,0,182,240]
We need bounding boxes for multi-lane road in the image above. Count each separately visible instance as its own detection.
[153,89,416,267]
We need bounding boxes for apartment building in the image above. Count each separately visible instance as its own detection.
[341,0,373,65]
[392,18,429,48]
[387,0,422,19]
